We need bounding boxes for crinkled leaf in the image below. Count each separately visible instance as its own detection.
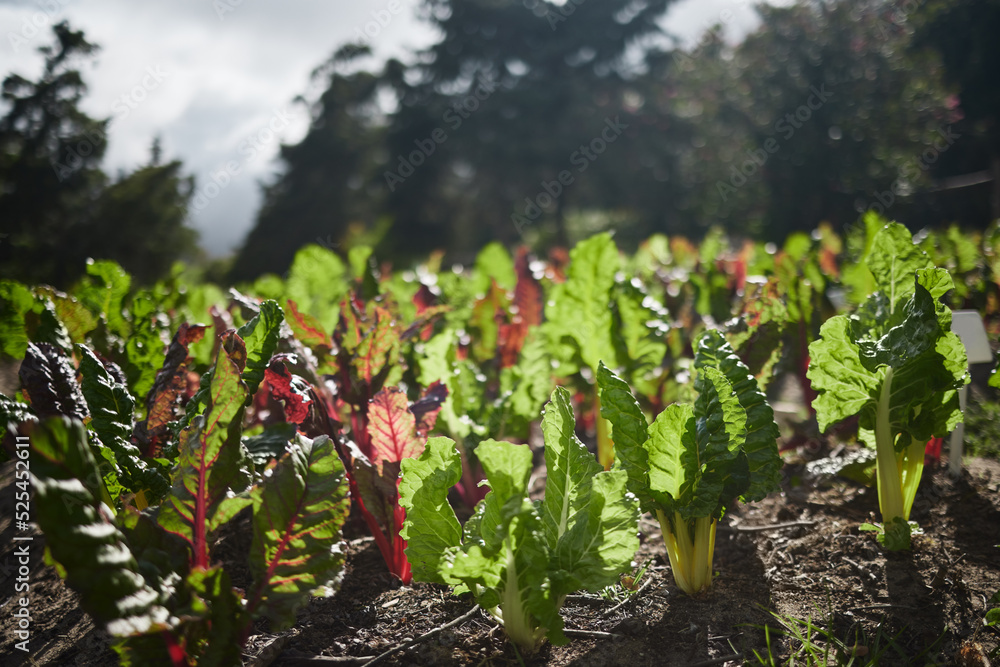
[78,345,169,501]
[124,294,168,399]
[26,294,73,353]
[38,286,98,346]
[134,323,206,456]
[30,417,170,636]
[549,468,639,595]
[503,327,553,425]
[645,367,747,521]
[249,434,349,629]
[399,436,464,584]
[19,342,88,420]
[689,366,749,520]
[807,316,880,432]
[243,422,297,466]
[1,394,37,432]
[265,359,313,425]
[612,278,668,394]
[597,362,651,510]
[811,278,967,448]
[645,403,695,515]
[694,330,780,503]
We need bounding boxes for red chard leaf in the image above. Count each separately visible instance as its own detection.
[265,358,313,425]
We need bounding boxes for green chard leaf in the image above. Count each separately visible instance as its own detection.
[248,434,350,629]
[78,345,169,502]
[810,275,967,448]
[401,389,639,652]
[0,280,33,361]
[597,362,651,511]
[865,222,935,307]
[544,233,620,372]
[540,387,604,546]
[501,327,554,426]
[694,331,781,503]
[285,244,348,333]
[809,223,968,543]
[75,259,132,339]
[398,436,464,584]
[29,417,170,636]
[156,345,253,568]
[473,242,517,295]
[688,366,748,520]
[235,299,284,397]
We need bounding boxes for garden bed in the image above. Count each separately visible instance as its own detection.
[3,454,997,666]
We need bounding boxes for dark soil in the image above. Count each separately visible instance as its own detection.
[1,455,998,666]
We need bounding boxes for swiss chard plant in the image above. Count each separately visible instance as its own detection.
[807,222,968,549]
[544,233,669,469]
[398,387,640,653]
[28,330,352,665]
[598,329,781,595]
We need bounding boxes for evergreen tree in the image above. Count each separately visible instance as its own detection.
[0,22,108,287]
[229,45,384,282]
[0,23,197,287]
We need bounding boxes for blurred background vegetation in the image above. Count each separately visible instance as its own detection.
[1,0,998,288]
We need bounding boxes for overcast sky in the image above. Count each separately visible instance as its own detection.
[0,0,764,257]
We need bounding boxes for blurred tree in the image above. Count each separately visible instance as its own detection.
[0,23,197,288]
[379,0,679,257]
[228,44,385,282]
[85,139,197,285]
[0,21,107,287]
[671,0,958,241]
[912,0,1000,219]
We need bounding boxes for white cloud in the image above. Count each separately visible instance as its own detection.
[0,0,761,256]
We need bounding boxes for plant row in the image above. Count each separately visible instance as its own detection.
[0,216,993,662]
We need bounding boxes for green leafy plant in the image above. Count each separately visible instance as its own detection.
[598,329,781,595]
[398,387,640,653]
[807,222,968,549]
[544,233,668,469]
[28,326,351,664]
